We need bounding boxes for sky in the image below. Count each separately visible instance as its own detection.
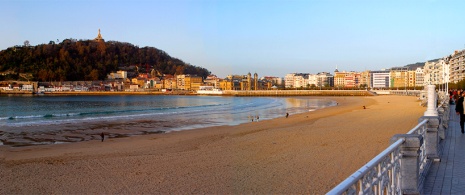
[1,0,465,78]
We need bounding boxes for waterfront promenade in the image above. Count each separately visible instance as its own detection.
[423,104,465,194]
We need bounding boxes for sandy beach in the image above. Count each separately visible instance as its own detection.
[0,95,425,194]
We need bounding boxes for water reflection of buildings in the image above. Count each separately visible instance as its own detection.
[284,97,335,112]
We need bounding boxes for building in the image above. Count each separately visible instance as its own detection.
[407,69,416,87]
[220,74,259,90]
[284,73,309,88]
[131,77,146,88]
[284,73,296,88]
[147,77,162,89]
[390,67,410,88]
[308,74,318,88]
[370,70,390,89]
[162,74,176,90]
[176,74,203,90]
[219,79,235,90]
[359,71,371,89]
[449,49,465,83]
[107,70,127,80]
[415,67,424,87]
[333,68,344,88]
[424,59,448,86]
[239,72,258,90]
[203,75,222,89]
[261,76,283,89]
[345,73,356,88]
[254,73,258,90]
[185,75,203,91]
[334,70,357,88]
[316,72,334,88]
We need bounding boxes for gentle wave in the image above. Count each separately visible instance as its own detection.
[0,97,335,136]
[2,103,229,121]
[1,104,231,127]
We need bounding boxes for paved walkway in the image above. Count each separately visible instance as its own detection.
[423,105,465,194]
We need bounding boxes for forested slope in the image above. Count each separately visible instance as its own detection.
[0,39,210,81]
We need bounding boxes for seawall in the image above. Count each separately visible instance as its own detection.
[0,90,375,96]
[223,90,375,96]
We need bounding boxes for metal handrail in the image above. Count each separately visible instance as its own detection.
[407,119,428,134]
[326,138,405,195]
[328,88,449,194]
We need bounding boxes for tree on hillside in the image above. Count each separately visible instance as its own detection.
[0,39,211,81]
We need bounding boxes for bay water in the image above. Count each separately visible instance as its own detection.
[0,95,336,146]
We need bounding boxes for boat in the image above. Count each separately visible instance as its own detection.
[197,86,223,95]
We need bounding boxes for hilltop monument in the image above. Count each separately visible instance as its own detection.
[94,29,104,42]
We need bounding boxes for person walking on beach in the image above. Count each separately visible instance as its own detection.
[455,91,465,134]
[100,132,105,142]
[286,113,289,118]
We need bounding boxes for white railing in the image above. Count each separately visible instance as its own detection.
[326,139,404,195]
[327,85,449,195]
[406,119,429,192]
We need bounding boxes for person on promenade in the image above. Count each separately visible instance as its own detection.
[454,90,461,103]
[455,91,465,134]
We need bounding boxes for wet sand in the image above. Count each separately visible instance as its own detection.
[0,95,425,194]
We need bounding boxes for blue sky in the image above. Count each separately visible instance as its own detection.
[1,0,465,78]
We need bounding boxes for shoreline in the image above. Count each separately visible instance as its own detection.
[0,96,335,148]
[0,89,374,96]
[0,95,424,194]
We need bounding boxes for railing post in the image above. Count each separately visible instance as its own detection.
[437,106,445,140]
[419,116,440,160]
[390,134,423,195]
[442,103,450,129]
[424,85,438,116]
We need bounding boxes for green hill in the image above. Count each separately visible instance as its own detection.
[0,39,210,81]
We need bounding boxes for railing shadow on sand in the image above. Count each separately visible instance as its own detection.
[327,85,450,195]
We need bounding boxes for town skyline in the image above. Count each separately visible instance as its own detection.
[2,0,465,78]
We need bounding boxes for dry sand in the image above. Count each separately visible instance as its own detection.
[0,95,425,194]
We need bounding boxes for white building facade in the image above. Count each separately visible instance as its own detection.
[370,70,390,89]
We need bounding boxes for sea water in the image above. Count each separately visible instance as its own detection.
[0,95,336,146]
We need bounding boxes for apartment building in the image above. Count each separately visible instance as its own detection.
[177,74,202,91]
[308,74,318,87]
[415,68,424,87]
[261,76,284,88]
[389,67,410,88]
[284,72,334,89]
[449,49,465,83]
[370,70,390,89]
[333,69,345,88]
[334,70,357,88]
[423,59,449,85]
[407,69,416,87]
[107,70,127,80]
[221,75,246,90]
[359,70,371,89]
[203,75,222,89]
[284,73,309,88]
[316,72,334,87]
